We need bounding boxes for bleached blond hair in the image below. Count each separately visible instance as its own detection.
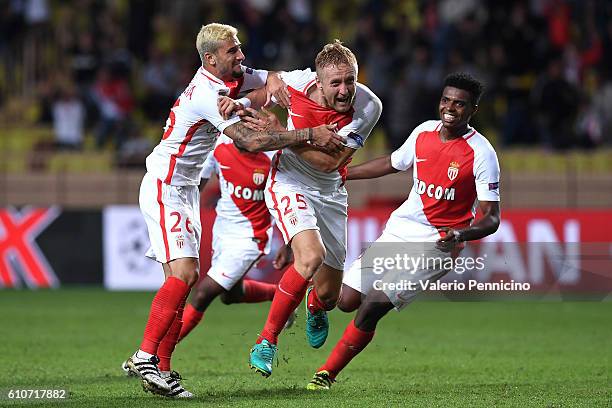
[196,23,238,62]
[315,39,358,74]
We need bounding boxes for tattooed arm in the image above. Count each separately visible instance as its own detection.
[223,119,343,153]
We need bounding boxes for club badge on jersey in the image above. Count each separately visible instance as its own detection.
[253,170,266,185]
[447,161,460,181]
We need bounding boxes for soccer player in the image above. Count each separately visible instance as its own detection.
[243,40,383,378]
[126,23,344,398]
[306,72,501,390]
[177,135,293,342]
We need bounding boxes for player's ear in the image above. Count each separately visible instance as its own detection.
[204,52,216,66]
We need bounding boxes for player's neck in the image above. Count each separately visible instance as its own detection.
[201,65,233,83]
[308,86,330,109]
[439,125,469,142]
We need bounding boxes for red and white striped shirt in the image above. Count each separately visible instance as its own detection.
[146,65,268,186]
[387,120,500,241]
[201,136,275,252]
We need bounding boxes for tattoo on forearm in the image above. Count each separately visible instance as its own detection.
[233,123,310,151]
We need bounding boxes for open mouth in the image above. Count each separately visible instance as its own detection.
[442,112,457,122]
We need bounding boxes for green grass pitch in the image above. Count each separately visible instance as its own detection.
[0,289,610,407]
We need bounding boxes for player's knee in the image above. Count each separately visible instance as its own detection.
[294,253,325,279]
[337,295,361,313]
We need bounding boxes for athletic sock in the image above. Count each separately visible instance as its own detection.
[157,298,186,372]
[178,303,204,342]
[307,286,331,313]
[319,320,375,379]
[258,264,308,344]
[140,277,190,355]
[242,280,277,303]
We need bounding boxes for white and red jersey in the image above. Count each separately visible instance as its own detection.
[273,68,382,192]
[146,65,268,186]
[386,120,500,242]
[201,135,275,252]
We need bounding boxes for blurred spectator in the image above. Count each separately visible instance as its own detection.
[116,124,153,169]
[532,57,579,150]
[92,65,134,150]
[142,46,178,121]
[52,83,85,150]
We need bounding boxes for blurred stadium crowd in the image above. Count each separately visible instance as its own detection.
[1,0,612,166]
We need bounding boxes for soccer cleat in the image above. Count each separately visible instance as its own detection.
[284,308,298,330]
[306,370,334,390]
[305,287,329,348]
[160,370,194,398]
[249,339,277,377]
[126,353,171,394]
[121,360,137,377]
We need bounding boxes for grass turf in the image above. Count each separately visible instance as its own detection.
[0,289,610,407]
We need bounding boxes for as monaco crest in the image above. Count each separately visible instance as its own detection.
[448,161,459,181]
[176,234,184,249]
[253,170,265,185]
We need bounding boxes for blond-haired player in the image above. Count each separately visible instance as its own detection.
[240,40,382,377]
[125,23,344,398]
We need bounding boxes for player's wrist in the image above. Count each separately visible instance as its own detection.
[453,229,465,242]
[235,97,251,109]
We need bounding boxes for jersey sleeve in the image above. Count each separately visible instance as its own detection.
[336,84,383,150]
[239,66,268,91]
[279,69,316,92]
[389,121,433,170]
[191,87,241,134]
[473,142,500,202]
[201,150,217,179]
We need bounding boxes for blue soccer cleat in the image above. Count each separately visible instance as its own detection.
[249,339,277,377]
[305,286,329,348]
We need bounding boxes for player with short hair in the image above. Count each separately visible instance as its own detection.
[176,135,294,341]
[242,40,383,378]
[306,72,501,390]
[126,22,343,398]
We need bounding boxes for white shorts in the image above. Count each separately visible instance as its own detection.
[206,222,267,290]
[266,178,347,270]
[343,230,451,310]
[140,172,202,263]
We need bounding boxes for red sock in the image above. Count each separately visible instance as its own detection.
[242,280,276,303]
[307,286,330,313]
[157,298,186,372]
[140,277,191,355]
[258,264,308,344]
[319,320,375,379]
[178,303,205,342]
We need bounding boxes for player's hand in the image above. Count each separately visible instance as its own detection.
[273,244,293,270]
[218,96,243,120]
[239,107,285,132]
[436,227,463,252]
[265,73,290,108]
[310,124,345,154]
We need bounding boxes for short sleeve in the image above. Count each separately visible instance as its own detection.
[280,69,316,91]
[389,122,433,171]
[337,84,382,150]
[191,88,241,134]
[473,143,500,202]
[239,66,268,91]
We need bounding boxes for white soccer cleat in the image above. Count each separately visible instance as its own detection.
[121,360,137,377]
[161,371,194,398]
[126,352,171,394]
